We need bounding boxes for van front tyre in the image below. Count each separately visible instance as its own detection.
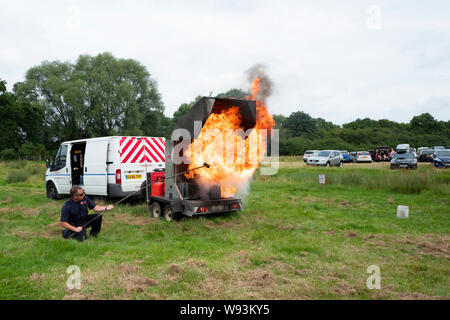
[46,182,60,200]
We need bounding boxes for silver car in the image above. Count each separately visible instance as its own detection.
[303,150,318,162]
[356,151,373,163]
[307,150,343,167]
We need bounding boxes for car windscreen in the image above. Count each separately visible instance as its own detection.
[317,151,331,157]
[420,150,433,155]
[435,151,450,157]
[359,152,370,155]
[305,151,315,154]
[396,153,414,159]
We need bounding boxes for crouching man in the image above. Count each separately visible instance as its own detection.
[60,186,114,242]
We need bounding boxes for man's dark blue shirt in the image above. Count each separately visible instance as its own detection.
[60,196,96,226]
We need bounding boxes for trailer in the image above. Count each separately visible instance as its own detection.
[145,97,257,221]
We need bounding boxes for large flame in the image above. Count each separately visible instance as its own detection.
[184,77,275,197]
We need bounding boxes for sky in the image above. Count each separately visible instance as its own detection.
[1,0,449,125]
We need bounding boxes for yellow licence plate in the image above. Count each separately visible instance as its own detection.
[126,174,142,180]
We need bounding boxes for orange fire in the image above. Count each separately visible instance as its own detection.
[184,77,275,197]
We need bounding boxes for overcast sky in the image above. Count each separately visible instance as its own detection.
[1,0,449,124]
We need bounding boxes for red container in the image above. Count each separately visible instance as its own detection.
[151,172,165,197]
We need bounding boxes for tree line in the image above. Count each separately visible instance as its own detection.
[1,52,449,160]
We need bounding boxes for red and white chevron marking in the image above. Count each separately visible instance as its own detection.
[120,137,165,164]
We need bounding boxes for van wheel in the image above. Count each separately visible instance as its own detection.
[339,161,343,168]
[151,202,161,218]
[46,182,60,200]
[326,162,330,167]
[163,205,175,222]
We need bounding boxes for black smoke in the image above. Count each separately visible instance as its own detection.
[246,64,273,102]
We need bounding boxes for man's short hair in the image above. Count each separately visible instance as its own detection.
[70,185,82,198]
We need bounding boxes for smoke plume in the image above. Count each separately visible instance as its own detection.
[246,64,273,102]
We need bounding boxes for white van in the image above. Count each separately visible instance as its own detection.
[45,136,165,199]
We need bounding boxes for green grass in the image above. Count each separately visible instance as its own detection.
[0,160,449,299]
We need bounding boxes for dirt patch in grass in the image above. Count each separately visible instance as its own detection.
[323,230,336,236]
[333,282,357,296]
[0,207,42,216]
[21,208,40,216]
[399,234,449,259]
[112,213,154,226]
[302,195,321,203]
[230,250,251,266]
[289,196,300,204]
[396,292,446,300]
[339,200,351,207]
[345,231,358,238]
[70,263,161,299]
[62,292,89,300]
[0,197,12,204]
[417,241,449,259]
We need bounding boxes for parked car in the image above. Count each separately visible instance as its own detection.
[418,148,434,162]
[373,146,390,162]
[417,147,429,154]
[432,149,450,168]
[307,150,343,167]
[396,144,411,153]
[433,146,445,151]
[339,150,352,163]
[356,151,372,163]
[390,151,417,169]
[303,150,318,163]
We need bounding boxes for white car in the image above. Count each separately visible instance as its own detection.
[356,151,372,163]
[303,150,318,162]
[307,150,344,167]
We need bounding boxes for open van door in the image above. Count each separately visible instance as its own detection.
[83,140,108,196]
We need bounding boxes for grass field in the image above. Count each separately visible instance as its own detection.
[0,159,449,299]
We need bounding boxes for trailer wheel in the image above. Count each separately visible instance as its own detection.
[151,202,162,218]
[163,205,175,222]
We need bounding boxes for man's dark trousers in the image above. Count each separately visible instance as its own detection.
[62,214,103,241]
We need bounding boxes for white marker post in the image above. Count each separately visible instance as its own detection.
[319,174,326,192]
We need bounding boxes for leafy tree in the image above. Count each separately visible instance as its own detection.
[0,78,45,153]
[216,88,249,99]
[172,95,202,126]
[14,52,164,142]
[284,110,317,138]
[410,113,440,132]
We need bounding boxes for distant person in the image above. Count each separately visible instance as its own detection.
[390,149,395,158]
[60,185,114,242]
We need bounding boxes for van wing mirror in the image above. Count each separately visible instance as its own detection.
[46,159,50,168]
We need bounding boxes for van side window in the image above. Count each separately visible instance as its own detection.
[51,145,68,171]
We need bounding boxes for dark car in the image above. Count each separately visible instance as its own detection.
[390,152,417,169]
[373,146,391,162]
[339,150,352,163]
[432,150,450,168]
[418,149,434,162]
